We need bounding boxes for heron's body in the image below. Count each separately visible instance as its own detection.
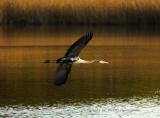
[44,32,109,86]
[56,57,79,63]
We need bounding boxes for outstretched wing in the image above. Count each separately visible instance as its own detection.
[54,63,72,85]
[64,32,93,57]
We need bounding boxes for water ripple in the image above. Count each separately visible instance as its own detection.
[1,97,160,118]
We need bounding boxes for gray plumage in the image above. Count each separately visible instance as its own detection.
[54,32,93,85]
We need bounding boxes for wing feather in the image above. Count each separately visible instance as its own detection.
[54,63,72,85]
[64,32,93,57]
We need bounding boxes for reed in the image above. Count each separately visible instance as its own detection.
[1,0,160,26]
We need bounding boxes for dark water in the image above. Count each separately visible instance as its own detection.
[0,27,160,117]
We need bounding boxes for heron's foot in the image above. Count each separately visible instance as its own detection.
[43,59,57,63]
[43,59,51,63]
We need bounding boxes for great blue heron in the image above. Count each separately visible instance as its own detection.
[44,32,108,85]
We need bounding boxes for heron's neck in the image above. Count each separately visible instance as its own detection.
[75,58,109,64]
[75,58,97,63]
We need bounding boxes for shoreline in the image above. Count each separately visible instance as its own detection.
[1,1,160,27]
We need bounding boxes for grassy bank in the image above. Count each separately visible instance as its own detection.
[0,1,4,25]
[1,0,160,26]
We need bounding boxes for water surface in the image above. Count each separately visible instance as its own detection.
[0,27,160,117]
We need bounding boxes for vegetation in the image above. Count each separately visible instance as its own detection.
[1,0,160,26]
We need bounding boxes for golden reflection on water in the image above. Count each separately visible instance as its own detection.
[1,34,160,46]
[0,46,160,105]
[0,28,160,106]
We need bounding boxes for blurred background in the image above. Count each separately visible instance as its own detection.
[1,0,160,27]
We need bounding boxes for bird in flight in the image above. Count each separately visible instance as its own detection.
[44,32,108,86]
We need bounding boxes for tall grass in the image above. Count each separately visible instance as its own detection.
[1,0,160,26]
[0,1,4,25]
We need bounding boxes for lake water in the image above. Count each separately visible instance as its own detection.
[0,27,160,117]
